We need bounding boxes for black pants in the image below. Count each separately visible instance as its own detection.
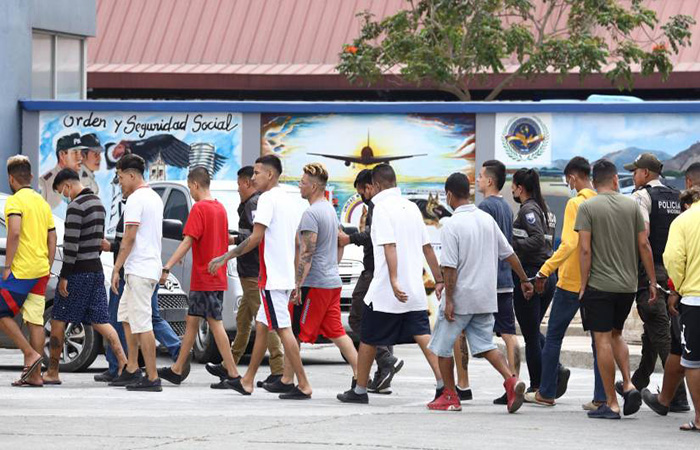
[513,266,556,390]
[633,264,688,403]
[349,270,395,370]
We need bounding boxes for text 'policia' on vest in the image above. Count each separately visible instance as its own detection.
[645,184,681,264]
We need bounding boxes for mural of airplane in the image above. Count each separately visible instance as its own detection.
[308,131,426,167]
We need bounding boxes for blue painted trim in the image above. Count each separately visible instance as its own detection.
[19,99,700,114]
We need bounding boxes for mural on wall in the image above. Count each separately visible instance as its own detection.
[260,113,476,230]
[38,111,242,233]
[261,112,475,323]
[494,112,700,240]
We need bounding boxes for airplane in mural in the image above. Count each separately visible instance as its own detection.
[308,131,426,167]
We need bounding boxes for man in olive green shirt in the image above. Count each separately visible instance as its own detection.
[574,159,657,420]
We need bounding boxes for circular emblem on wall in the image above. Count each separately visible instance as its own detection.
[501,116,549,162]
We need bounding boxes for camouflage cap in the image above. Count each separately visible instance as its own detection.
[623,153,663,173]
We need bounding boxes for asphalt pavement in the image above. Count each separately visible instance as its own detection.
[0,344,697,450]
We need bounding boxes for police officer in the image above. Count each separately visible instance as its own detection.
[39,133,84,209]
[79,133,103,195]
[623,153,689,410]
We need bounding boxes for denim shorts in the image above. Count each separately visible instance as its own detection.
[429,310,497,358]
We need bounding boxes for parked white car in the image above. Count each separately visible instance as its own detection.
[151,180,364,362]
[0,192,189,372]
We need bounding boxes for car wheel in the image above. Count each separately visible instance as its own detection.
[42,304,100,372]
[193,320,222,364]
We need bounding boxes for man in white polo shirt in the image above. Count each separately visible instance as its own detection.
[109,154,163,392]
[337,164,444,404]
[427,173,533,413]
[208,154,312,399]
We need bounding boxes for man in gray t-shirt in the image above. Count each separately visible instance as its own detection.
[298,200,342,289]
[285,164,358,390]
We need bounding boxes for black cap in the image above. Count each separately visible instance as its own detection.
[80,133,103,152]
[56,133,86,153]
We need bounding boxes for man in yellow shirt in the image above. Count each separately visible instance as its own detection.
[0,156,57,387]
[662,186,700,432]
[528,157,599,405]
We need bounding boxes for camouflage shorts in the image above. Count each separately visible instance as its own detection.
[188,291,224,320]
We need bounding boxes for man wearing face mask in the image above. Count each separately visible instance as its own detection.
[528,157,600,406]
[619,153,689,412]
[339,169,403,394]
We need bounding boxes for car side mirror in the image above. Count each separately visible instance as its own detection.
[163,219,184,241]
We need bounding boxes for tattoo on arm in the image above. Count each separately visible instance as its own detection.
[295,231,317,286]
[443,267,457,303]
[227,236,251,259]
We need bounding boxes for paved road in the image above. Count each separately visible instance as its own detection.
[0,345,697,450]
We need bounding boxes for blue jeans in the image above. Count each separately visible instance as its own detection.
[539,287,605,400]
[591,334,606,403]
[106,278,181,376]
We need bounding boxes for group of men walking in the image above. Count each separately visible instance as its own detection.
[1,149,700,432]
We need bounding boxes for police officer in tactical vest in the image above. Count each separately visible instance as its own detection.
[624,153,689,411]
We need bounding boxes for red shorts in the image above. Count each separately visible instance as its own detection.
[290,287,345,343]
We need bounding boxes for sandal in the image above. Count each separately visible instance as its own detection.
[11,379,43,388]
[18,356,44,384]
[680,422,700,432]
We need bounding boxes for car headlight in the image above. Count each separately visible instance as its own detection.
[226,260,237,278]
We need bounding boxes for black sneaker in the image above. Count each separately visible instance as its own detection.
[615,380,625,396]
[109,368,142,387]
[457,386,473,401]
[642,388,669,416]
[94,370,115,383]
[211,376,241,390]
[158,367,183,385]
[670,386,691,413]
[126,377,163,392]
[493,392,508,405]
[622,388,642,416]
[205,363,227,380]
[556,366,571,399]
[257,374,282,388]
[337,389,369,404]
[263,378,295,393]
[374,358,405,391]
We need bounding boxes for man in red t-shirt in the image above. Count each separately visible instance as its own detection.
[157,167,240,386]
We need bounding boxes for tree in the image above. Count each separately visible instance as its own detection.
[337,0,695,101]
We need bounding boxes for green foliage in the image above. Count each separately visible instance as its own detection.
[337,0,695,100]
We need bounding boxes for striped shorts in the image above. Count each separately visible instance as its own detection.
[255,289,292,330]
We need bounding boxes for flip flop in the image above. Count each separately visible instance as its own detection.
[226,377,252,396]
[19,357,44,384]
[279,386,311,400]
[11,379,43,388]
[43,379,63,385]
[680,422,700,432]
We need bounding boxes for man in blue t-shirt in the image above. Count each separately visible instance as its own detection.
[477,159,521,405]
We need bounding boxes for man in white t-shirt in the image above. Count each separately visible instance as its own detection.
[109,154,164,392]
[208,155,312,399]
[337,164,444,404]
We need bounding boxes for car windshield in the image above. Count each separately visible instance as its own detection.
[211,190,241,229]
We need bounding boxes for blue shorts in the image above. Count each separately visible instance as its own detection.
[53,272,110,325]
[429,311,497,358]
[494,292,516,336]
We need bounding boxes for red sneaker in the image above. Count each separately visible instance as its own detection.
[427,388,462,411]
[504,376,526,413]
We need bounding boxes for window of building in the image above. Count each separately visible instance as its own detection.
[31,32,86,99]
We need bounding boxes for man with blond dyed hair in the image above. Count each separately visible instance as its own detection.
[0,156,56,387]
[268,163,360,393]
